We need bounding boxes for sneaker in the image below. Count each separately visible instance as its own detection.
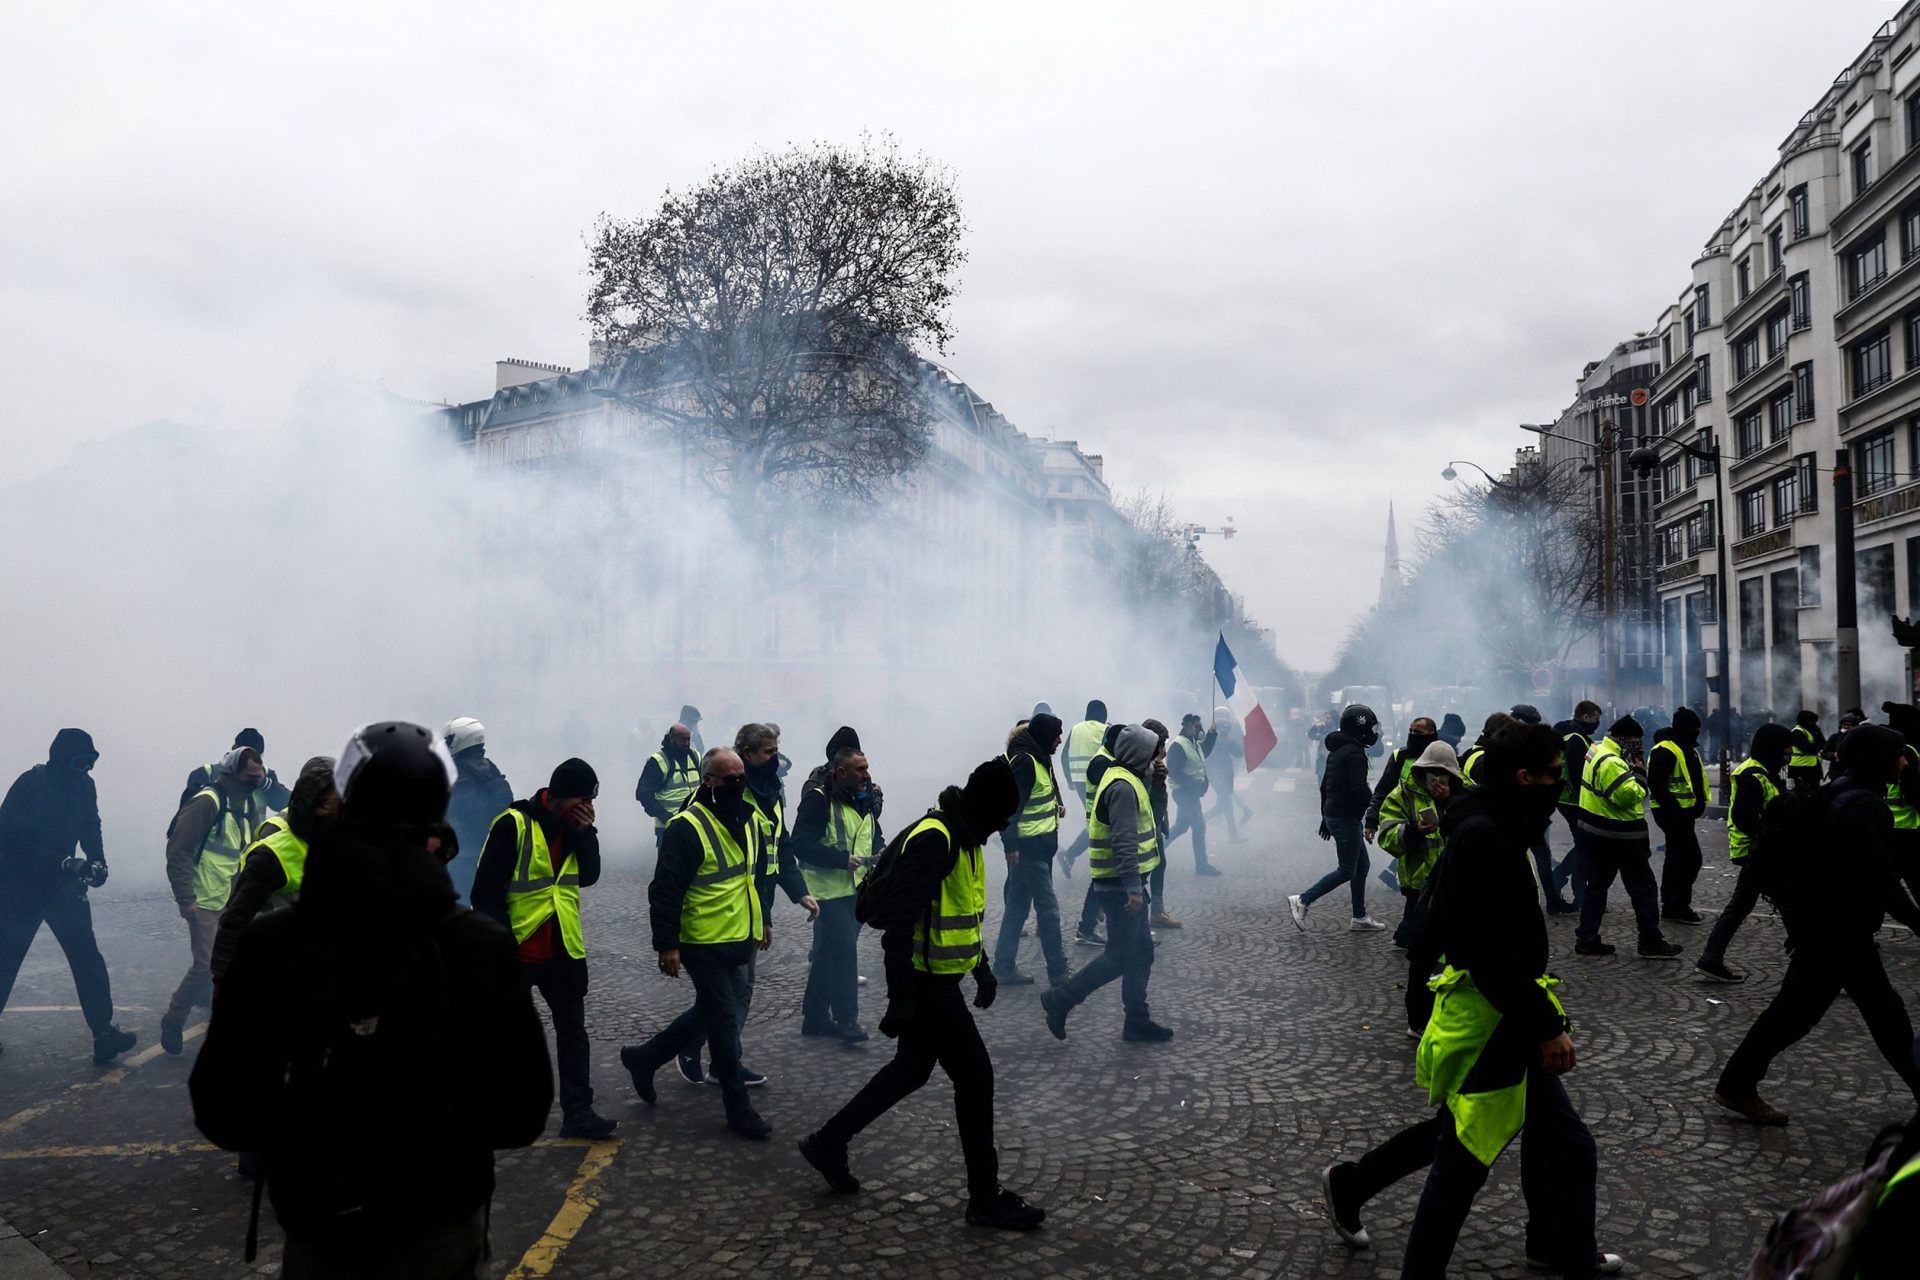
[1712,1090,1790,1125]
[1122,1018,1174,1042]
[798,1132,860,1193]
[1573,937,1616,957]
[966,1187,1046,1230]
[1195,864,1223,877]
[1152,913,1184,929]
[676,1052,706,1085]
[997,970,1037,987]
[619,1045,658,1105]
[727,1108,774,1141]
[1040,987,1070,1041]
[1349,916,1387,932]
[159,1019,184,1057]
[1694,956,1744,983]
[708,1067,769,1087]
[1525,1252,1625,1275]
[559,1109,620,1140]
[1407,1025,1423,1039]
[838,1022,870,1044]
[1637,938,1684,960]
[1320,1162,1372,1249]
[1288,894,1308,930]
[1075,929,1106,948]
[92,1026,137,1066]
[1661,908,1704,925]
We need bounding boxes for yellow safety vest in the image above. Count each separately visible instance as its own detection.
[189,786,264,912]
[1788,725,1820,770]
[1887,744,1920,830]
[671,801,762,946]
[1008,750,1059,838]
[1377,778,1442,890]
[239,822,310,904]
[646,749,701,832]
[1460,746,1486,786]
[1087,767,1161,881]
[1649,740,1704,811]
[502,810,585,960]
[801,795,875,900]
[1725,758,1780,861]
[1416,966,1568,1166]
[906,815,986,975]
[1064,721,1106,793]
[747,789,783,882]
[1559,732,1590,805]
[1577,738,1646,838]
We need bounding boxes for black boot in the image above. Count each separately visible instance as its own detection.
[92,1025,137,1065]
[1122,1014,1174,1042]
[966,1188,1046,1230]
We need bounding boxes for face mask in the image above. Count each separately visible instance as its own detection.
[710,776,748,821]
[1579,720,1600,737]
[65,756,97,773]
[1405,732,1437,757]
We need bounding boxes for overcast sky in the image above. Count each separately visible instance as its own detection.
[1,0,1903,670]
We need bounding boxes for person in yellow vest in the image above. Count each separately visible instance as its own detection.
[1057,700,1108,869]
[1649,707,1710,925]
[161,745,268,1055]
[636,723,701,852]
[792,731,883,1042]
[1854,1119,1920,1277]
[1881,701,1920,903]
[1376,740,1462,960]
[1320,722,1624,1275]
[1787,710,1826,792]
[799,758,1046,1230]
[210,757,339,982]
[621,747,774,1140]
[1695,724,1790,983]
[1041,725,1174,1042]
[472,757,618,1140]
[1164,714,1219,875]
[1573,716,1682,960]
[992,713,1069,987]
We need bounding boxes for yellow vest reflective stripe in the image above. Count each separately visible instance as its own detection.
[1064,721,1106,792]
[1008,751,1058,838]
[1460,746,1485,786]
[673,802,762,945]
[1649,740,1702,810]
[1887,745,1920,829]
[907,816,986,974]
[503,810,585,960]
[1880,1152,1920,1205]
[1725,758,1780,860]
[747,790,783,881]
[1415,965,1568,1166]
[1087,768,1161,880]
[1577,738,1646,836]
[801,796,875,900]
[1788,725,1820,770]
[647,751,701,831]
[190,787,263,911]
[1377,779,1441,890]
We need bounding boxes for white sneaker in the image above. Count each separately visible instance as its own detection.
[1288,894,1308,930]
[1525,1252,1624,1276]
[1349,916,1387,932]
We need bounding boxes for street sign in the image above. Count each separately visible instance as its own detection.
[1630,388,1648,407]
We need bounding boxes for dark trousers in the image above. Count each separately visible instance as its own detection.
[1401,1073,1599,1280]
[1057,889,1154,1021]
[634,950,752,1112]
[1166,789,1210,868]
[1655,809,1703,914]
[1701,859,1764,963]
[1348,1112,1445,1204]
[1716,939,1920,1102]
[527,956,594,1117]
[1077,881,1102,937]
[817,973,998,1200]
[1393,886,1421,949]
[1059,787,1089,864]
[803,895,860,1030]
[1302,816,1370,918]
[993,852,1067,983]
[1555,808,1586,908]
[0,883,115,1034]
[681,888,775,1072]
[280,1206,489,1280]
[1528,828,1559,906]
[1574,834,1664,945]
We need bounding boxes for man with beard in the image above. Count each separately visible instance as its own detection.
[192,721,553,1278]
[1694,724,1791,984]
[636,722,701,853]
[1649,707,1711,925]
[993,713,1070,987]
[1320,722,1623,1277]
[673,724,818,1087]
[442,717,512,903]
[623,747,773,1141]
[0,729,137,1065]
[792,730,883,1042]
[1712,724,1920,1125]
[210,757,340,980]
[799,759,1046,1231]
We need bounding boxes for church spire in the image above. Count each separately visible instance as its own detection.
[1379,501,1405,609]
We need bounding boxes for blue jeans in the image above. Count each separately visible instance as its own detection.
[993,851,1067,983]
[1302,817,1370,918]
[1057,889,1155,1020]
[1574,834,1665,945]
[633,949,752,1113]
[803,895,861,1029]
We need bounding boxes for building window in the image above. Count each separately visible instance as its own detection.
[1794,452,1818,514]
[1737,410,1764,457]
[1790,185,1810,238]
[1771,466,1800,524]
[1852,235,1889,299]
[1683,380,1700,417]
[1790,272,1811,329]
[1769,390,1794,441]
[1855,137,1875,196]
[1661,332,1673,367]
[1768,224,1785,274]
[1853,331,1893,396]
[1696,285,1712,328]
[1663,457,1683,495]
[1740,577,1766,650]
[1909,312,1920,370]
[1697,355,1712,400]
[1800,545,1822,606]
[1737,255,1753,299]
[1738,486,1767,537]
[1659,523,1685,566]
[1766,310,1790,357]
[1910,92,1920,152]
[1655,396,1679,435]
[1905,205,1920,261]
[1858,429,1898,495]
[1794,362,1815,419]
[1735,332,1760,380]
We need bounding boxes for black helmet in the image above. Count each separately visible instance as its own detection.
[1340,704,1380,747]
[335,721,456,829]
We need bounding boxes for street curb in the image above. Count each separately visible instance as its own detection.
[0,1211,68,1278]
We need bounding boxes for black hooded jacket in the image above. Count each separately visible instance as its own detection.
[0,729,104,887]
[1319,731,1371,820]
[1776,766,1920,946]
[1004,718,1062,856]
[1647,726,1707,818]
[190,821,552,1250]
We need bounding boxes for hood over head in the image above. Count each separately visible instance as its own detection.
[1751,723,1793,770]
[1840,723,1907,787]
[1085,700,1108,722]
[285,756,338,842]
[678,704,702,725]
[1411,741,1463,782]
[1112,723,1158,773]
[958,757,1019,838]
[233,727,266,753]
[218,745,262,777]
[1672,706,1702,742]
[1022,713,1063,755]
[48,728,98,769]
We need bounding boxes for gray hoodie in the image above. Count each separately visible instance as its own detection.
[1093,724,1159,893]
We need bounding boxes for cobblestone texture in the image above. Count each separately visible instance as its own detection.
[0,773,1914,1277]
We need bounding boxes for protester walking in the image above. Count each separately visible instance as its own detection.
[1788,710,1826,792]
[1695,724,1790,983]
[636,722,701,852]
[993,713,1069,988]
[1290,704,1385,931]
[210,757,338,981]
[1650,707,1710,924]
[1165,714,1220,875]
[1572,717,1682,960]
[1058,700,1108,869]
[792,730,882,1042]
[162,745,269,1055]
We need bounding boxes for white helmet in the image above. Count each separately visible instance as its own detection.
[443,717,486,757]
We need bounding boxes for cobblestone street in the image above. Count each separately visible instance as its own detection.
[2,771,1915,1278]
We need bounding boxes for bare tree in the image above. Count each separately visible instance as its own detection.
[586,139,967,530]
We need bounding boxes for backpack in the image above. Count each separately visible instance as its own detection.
[854,812,949,932]
[1744,1124,1910,1279]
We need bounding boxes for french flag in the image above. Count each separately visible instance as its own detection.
[1214,633,1278,772]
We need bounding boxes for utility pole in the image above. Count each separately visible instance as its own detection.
[1835,448,1861,711]
[1600,420,1619,713]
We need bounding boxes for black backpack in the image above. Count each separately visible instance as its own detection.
[855,812,949,932]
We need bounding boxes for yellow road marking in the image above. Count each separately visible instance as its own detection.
[0,1023,205,1137]
[506,1139,621,1279]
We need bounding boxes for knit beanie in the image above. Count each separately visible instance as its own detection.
[549,757,600,800]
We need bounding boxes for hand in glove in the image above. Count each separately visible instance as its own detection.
[879,997,916,1039]
[972,964,998,1010]
[1317,819,1331,842]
